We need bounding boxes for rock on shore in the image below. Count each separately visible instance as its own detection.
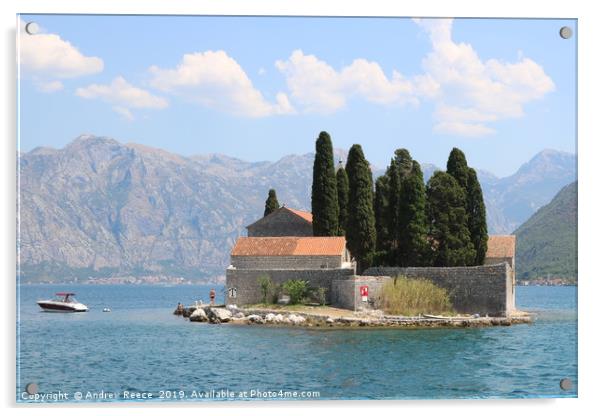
[206,307,232,323]
[189,308,207,322]
[175,304,533,328]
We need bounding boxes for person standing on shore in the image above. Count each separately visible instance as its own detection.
[209,288,216,306]
[174,302,184,315]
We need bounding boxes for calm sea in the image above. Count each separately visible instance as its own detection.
[16,284,577,402]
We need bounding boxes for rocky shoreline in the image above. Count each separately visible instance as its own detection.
[174,304,533,328]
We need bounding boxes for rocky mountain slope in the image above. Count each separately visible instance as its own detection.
[18,136,317,282]
[479,149,576,234]
[513,182,577,280]
[17,135,576,282]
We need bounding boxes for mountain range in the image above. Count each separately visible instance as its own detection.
[514,182,577,281]
[17,135,576,282]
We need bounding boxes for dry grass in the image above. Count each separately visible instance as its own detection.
[381,276,454,316]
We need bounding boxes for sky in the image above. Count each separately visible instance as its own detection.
[17,15,576,177]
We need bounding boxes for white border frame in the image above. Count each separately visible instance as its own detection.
[3,1,600,415]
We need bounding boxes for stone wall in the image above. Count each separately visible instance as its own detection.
[362,263,514,316]
[226,268,355,306]
[247,209,313,237]
[226,263,514,316]
[331,276,391,311]
[231,255,344,270]
[484,256,515,271]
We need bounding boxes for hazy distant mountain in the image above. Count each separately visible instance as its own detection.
[17,136,576,282]
[481,149,576,234]
[514,182,577,280]
[18,136,318,282]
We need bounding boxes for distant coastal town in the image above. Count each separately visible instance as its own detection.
[518,278,577,286]
[21,275,225,286]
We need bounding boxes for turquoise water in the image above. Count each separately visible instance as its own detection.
[17,285,577,402]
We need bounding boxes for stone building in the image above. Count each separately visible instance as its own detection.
[484,234,517,311]
[226,208,355,306]
[484,235,516,271]
[246,207,313,237]
[226,237,355,305]
[231,236,352,270]
[226,207,516,316]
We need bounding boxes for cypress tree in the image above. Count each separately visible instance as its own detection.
[467,168,488,265]
[336,166,349,236]
[374,175,390,253]
[398,161,432,266]
[385,148,413,263]
[345,144,376,272]
[393,148,413,177]
[446,147,488,265]
[386,160,401,253]
[426,171,476,266]
[446,147,470,190]
[311,131,339,236]
[446,147,473,264]
[263,189,280,217]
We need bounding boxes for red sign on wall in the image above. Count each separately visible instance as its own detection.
[360,286,368,300]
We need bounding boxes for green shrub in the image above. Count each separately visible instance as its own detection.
[271,283,282,304]
[381,275,454,316]
[315,287,327,306]
[257,274,273,304]
[282,279,310,304]
[304,287,328,305]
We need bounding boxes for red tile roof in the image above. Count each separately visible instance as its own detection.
[231,237,346,256]
[486,235,516,258]
[285,207,313,223]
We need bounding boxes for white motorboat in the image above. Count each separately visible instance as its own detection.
[37,292,89,313]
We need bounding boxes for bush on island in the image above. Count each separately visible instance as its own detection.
[282,279,310,305]
[315,287,327,306]
[257,274,273,304]
[381,275,454,316]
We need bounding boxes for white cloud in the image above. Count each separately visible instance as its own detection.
[148,50,294,117]
[18,18,103,79]
[75,76,168,120]
[35,80,64,93]
[433,121,495,137]
[112,106,134,121]
[275,50,418,114]
[414,18,555,136]
[76,76,168,109]
[24,17,550,133]
[275,92,295,114]
[273,20,554,136]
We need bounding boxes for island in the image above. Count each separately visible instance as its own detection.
[172,133,532,329]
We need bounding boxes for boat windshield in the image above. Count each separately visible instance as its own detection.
[54,294,77,303]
